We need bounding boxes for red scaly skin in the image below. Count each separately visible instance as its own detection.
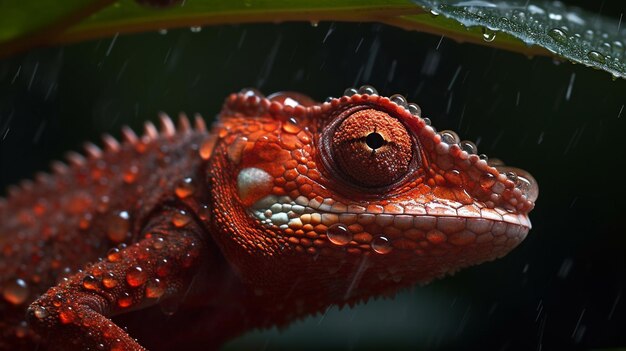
[0,87,538,350]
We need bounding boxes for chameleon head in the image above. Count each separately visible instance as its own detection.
[206,86,538,311]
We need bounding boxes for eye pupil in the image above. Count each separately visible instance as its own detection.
[365,132,385,150]
[329,108,413,188]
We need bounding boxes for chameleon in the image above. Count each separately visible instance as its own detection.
[0,86,538,350]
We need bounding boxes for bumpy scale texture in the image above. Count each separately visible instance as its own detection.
[0,87,538,351]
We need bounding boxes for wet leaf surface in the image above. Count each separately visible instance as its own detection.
[410,0,626,79]
[1,1,625,79]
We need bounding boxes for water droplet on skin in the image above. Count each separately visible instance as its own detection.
[190,26,202,33]
[357,85,378,95]
[372,236,392,254]
[587,51,606,63]
[548,28,568,44]
[480,173,496,188]
[479,154,489,161]
[390,94,408,108]
[152,236,165,250]
[198,204,211,221]
[102,273,118,289]
[343,87,357,96]
[107,247,122,262]
[82,275,99,290]
[58,307,75,324]
[118,293,132,308]
[52,294,63,307]
[156,259,171,278]
[175,177,195,199]
[481,27,497,42]
[2,279,29,305]
[171,210,191,228]
[440,130,460,145]
[123,165,139,184]
[33,306,48,319]
[408,103,421,116]
[326,224,352,246]
[423,117,431,126]
[282,117,301,134]
[145,279,165,299]
[460,140,477,154]
[107,211,131,243]
[126,266,147,287]
[506,171,518,183]
[430,9,439,16]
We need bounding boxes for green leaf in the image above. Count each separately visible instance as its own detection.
[408,0,626,79]
[0,0,625,79]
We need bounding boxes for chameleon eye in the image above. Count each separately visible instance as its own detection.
[330,108,413,188]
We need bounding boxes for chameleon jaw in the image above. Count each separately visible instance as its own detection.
[248,192,530,258]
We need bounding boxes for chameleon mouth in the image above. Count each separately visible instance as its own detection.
[249,193,530,255]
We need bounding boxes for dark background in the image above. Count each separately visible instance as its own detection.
[1,2,626,350]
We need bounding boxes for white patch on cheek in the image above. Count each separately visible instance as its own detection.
[236,167,274,206]
[250,195,308,228]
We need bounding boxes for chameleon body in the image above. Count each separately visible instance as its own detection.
[0,86,537,350]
